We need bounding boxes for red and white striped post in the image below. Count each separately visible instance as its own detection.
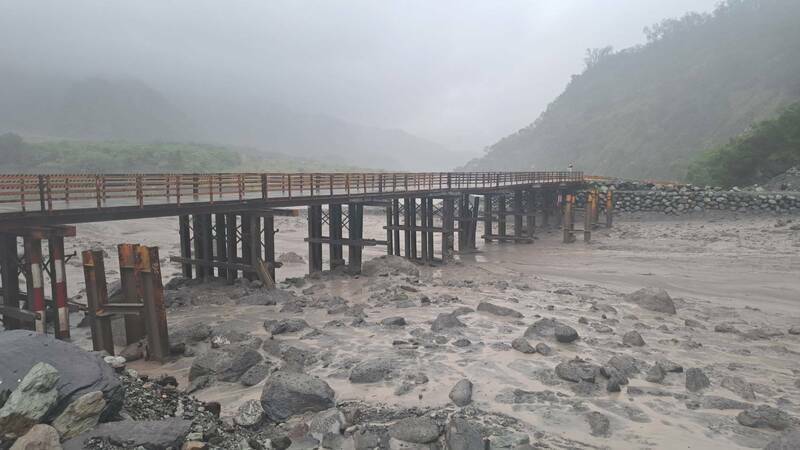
[49,237,70,338]
[24,237,46,333]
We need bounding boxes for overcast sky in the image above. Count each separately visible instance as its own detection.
[0,0,719,154]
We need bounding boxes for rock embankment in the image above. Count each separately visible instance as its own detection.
[582,182,799,215]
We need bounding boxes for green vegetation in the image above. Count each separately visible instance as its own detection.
[687,102,800,187]
[0,134,361,173]
[467,0,800,180]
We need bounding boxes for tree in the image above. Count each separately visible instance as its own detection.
[583,46,614,69]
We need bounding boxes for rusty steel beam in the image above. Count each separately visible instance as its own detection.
[118,243,146,344]
[137,246,169,362]
[82,249,114,355]
[48,236,69,339]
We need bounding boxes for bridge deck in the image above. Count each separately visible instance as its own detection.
[0,171,583,225]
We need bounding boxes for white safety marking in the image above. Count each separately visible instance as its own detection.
[59,306,69,331]
[31,263,43,288]
[55,260,64,283]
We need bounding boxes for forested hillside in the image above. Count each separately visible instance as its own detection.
[687,101,800,187]
[0,133,360,173]
[466,0,800,180]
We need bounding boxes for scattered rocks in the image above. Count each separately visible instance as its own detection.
[685,368,710,392]
[737,405,793,430]
[606,355,640,377]
[789,325,800,335]
[52,391,106,440]
[388,416,440,444]
[0,362,60,437]
[278,251,305,264]
[511,338,536,354]
[623,288,676,314]
[449,379,473,407]
[240,363,273,387]
[655,358,683,373]
[554,324,579,343]
[234,399,264,427]
[585,411,611,437]
[260,371,335,422]
[452,338,472,347]
[476,301,523,318]
[431,313,465,332]
[9,424,62,450]
[524,318,560,338]
[308,407,346,440]
[622,331,645,346]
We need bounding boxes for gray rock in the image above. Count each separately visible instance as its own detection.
[684,318,704,328]
[9,424,62,450]
[0,362,60,437]
[119,341,144,362]
[349,358,399,383]
[714,323,738,333]
[623,288,676,314]
[476,302,523,318]
[431,313,465,332]
[308,408,346,440]
[622,331,645,346]
[445,417,484,450]
[381,317,407,326]
[264,318,309,335]
[62,418,191,450]
[237,292,277,306]
[645,365,665,383]
[535,343,552,356]
[742,327,785,340]
[189,345,263,382]
[585,411,611,437]
[235,399,264,427]
[737,405,793,430]
[452,338,471,347]
[555,358,600,383]
[52,391,106,440]
[0,331,122,422]
[388,416,440,444]
[171,322,213,343]
[655,358,683,373]
[523,318,560,338]
[765,430,800,450]
[354,430,388,449]
[789,326,800,335]
[449,379,473,407]
[685,368,710,392]
[240,363,273,387]
[511,338,536,354]
[720,376,756,401]
[260,371,335,422]
[606,355,640,377]
[554,324,579,343]
[606,378,621,392]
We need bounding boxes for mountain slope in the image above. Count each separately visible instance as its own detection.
[466,0,800,180]
[0,70,454,171]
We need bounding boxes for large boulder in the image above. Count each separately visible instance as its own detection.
[388,416,440,444]
[445,417,484,450]
[349,358,400,383]
[189,345,263,382]
[9,424,62,450]
[234,399,264,428]
[260,371,335,422]
[449,379,473,407]
[52,391,106,440]
[554,324,579,343]
[623,288,676,314]
[62,418,191,450]
[0,362,60,438]
[685,368,710,392]
[736,405,794,430]
[431,313,465,332]
[0,331,122,421]
[476,302,523,318]
[555,358,601,383]
[362,256,420,277]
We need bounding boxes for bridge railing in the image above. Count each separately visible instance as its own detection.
[0,171,583,213]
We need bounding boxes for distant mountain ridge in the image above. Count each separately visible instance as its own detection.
[0,68,456,171]
[466,0,800,180]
